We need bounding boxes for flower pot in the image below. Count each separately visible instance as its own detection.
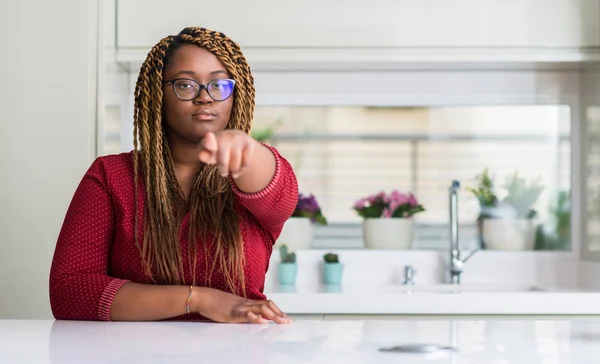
[275,217,313,251]
[323,263,344,285]
[482,218,536,250]
[362,218,415,249]
[277,263,297,285]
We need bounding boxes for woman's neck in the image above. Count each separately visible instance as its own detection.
[167,135,203,199]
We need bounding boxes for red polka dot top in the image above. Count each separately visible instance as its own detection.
[49,145,298,321]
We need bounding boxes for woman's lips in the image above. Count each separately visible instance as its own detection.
[192,114,216,121]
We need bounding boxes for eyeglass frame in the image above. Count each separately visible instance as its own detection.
[162,78,236,101]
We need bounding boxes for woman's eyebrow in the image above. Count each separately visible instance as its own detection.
[210,70,228,76]
[171,70,228,78]
[172,70,196,77]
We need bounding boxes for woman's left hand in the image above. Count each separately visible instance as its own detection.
[198,130,258,179]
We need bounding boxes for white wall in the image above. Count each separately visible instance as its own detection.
[0,0,99,319]
[264,251,579,293]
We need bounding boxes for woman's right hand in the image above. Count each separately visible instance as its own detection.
[192,287,291,324]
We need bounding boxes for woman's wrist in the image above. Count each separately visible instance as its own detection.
[189,286,210,315]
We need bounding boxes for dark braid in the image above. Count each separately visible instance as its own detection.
[133,27,255,295]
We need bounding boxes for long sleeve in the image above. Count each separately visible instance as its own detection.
[49,157,130,321]
[231,145,298,243]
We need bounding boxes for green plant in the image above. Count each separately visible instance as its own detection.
[279,244,296,263]
[467,168,498,219]
[468,168,544,220]
[503,171,544,219]
[534,190,571,250]
[251,127,275,142]
[251,118,284,143]
[323,252,339,264]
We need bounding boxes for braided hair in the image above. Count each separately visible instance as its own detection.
[132,27,255,296]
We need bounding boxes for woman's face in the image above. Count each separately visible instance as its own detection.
[162,44,234,144]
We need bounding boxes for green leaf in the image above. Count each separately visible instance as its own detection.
[314,214,328,225]
[354,205,384,219]
[503,171,544,219]
[251,127,274,142]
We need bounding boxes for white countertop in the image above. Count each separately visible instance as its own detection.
[265,283,600,315]
[3,319,600,363]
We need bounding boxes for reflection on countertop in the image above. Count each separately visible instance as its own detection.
[2,319,600,363]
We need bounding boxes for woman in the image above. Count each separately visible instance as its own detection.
[49,27,298,324]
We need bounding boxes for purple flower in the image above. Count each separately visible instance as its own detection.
[354,198,367,210]
[297,193,320,213]
[376,191,389,203]
[388,200,399,215]
[389,190,409,206]
[366,194,378,204]
[294,193,328,225]
[408,193,418,207]
[353,189,425,219]
[381,207,392,218]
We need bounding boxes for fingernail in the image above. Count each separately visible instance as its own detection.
[232,173,239,179]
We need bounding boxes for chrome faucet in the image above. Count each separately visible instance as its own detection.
[449,180,478,284]
[403,265,416,285]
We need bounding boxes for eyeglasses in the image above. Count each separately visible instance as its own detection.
[163,78,236,101]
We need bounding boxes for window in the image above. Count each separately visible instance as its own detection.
[586,106,600,253]
[253,105,571,250]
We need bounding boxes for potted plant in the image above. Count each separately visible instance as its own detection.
[534,190,571,251]
[467,168,498,249]
[251,118,283,143]
[469,169,544,250]
[277,244,297,285]
[323,252,343,285]
[251,126,275,142]
[353,190,425,249]
[276,193,328,251]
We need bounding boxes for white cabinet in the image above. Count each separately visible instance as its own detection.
[113,0,600,67]
[117,0,599,49]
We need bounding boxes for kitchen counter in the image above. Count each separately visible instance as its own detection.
[265,283,600,315]
[3,319,600,363]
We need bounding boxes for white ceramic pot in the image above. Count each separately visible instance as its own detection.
[362,218,415,249]
[482,218,536,250]
[275,217,314,251]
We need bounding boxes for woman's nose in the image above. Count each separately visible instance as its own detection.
[193,87,213,104]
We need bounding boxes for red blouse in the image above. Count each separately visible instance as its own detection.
[49,146,298,321]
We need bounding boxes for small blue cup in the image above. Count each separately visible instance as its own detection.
[278,263,297,285]
[324,263,344,285]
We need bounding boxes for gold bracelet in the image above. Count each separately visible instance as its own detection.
[186,285,193,314]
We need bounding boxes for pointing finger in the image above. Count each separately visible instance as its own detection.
[217,138,232,177]
[199,132,218,164]
[201,132,218,152]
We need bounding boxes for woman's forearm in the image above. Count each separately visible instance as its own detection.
[110,283,290,324]
[232,142,276,193]
[110,282,192,321]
